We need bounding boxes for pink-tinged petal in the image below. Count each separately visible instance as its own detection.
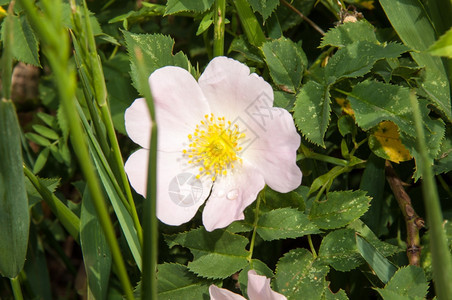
[247,270,287,300]
[125,149,212,226]
[149,66,210,151]
[198,57,274,124]
[125,98,151,149]
[124,149,149,197]
[242,109,302,193]
[209,285,246,300]
[202,165,265,231]
[156,152,213,226]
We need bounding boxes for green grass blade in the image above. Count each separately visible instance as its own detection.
[409,91,452,299]
[77,103,143,270]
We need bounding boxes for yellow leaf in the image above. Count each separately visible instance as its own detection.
[369,121,412,163]
[335,97,355,117]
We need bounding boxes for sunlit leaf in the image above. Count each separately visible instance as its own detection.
[375,266,429,299]
[369,121,412,163]
[273,248,329,300]
[309,190,371,230]
[320,20,377,48]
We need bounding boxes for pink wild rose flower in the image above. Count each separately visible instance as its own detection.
[124,56,302,231]
[209,270,286,300]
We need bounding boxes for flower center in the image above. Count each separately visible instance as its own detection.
[183,114,245,181]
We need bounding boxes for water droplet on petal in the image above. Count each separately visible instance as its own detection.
[226,189,239,200]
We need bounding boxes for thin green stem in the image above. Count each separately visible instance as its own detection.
[410,91,452,299]
[10,276,23,300]
[99,105,143,246]
[299,143,349,166]
[213,0,226,56]
[136,47,158,300]
[248,190,264,264]
[23,165,80,242]
[307,235,317,258]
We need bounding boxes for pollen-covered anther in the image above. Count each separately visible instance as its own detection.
[183,113,245,181]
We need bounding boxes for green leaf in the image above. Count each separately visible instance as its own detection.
[256,207,320,241]
[81,188,112,300]
[36,112,57,128]
[0,100,30,278]
[32,124,59,140]
[309,190,371,230]
[293,80,331,147]
[348,220,400,257]
[25,176,60,207]
[123,32,192,97]
[325,41,409,82]
[319,228,363,272]
[25,132,51,147]
[320,20,377,48]
[400,107,445,179]
[356,235,397,284]
[33,147,50,174]
[429,27,452,58]
[322,288,349,300]
[347,80,415,137]
[165,228,249,279]
[273,248,329,300]
[249,0,279,20]
[4,14,40,66]
[380,0,451,120]
[158,263,212,299]
[261,37,307,93]
[375,266,429,299]
[165,0,215,15]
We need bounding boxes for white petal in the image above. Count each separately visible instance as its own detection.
[156,152,213,226]
[125,149,212,226]
[198,57,274,125]
[149,66,210,151]
[247,270,287,300]
[124,148,149,197]
[243,109,302,193]
[202,164,265,231]
[125,98,151,149]
[209,285,246,300]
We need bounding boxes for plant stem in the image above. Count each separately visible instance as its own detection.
[307,235,317,258]
[248,189,264,264]
[385,161,424,266]
[213,0,226,56]
[135,47,158,300]
[409,91,452,299]
[10,276,23,300]
[281,0,325,35]
[299,143,349,166]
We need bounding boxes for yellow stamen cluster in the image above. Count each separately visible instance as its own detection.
[183,114,245,181]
